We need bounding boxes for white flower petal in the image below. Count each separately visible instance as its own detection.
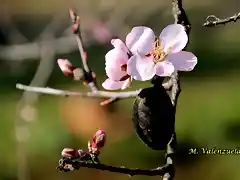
[102,78,126,90]
[154,61,175,77]
[105,48,128,80]
[167,51,197,71]
[111,39,129,53]
[159,24,188,54]
[126,26,155,55]
[127,54,155,81]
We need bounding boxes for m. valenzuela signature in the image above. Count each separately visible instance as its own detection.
[188,147,240,155]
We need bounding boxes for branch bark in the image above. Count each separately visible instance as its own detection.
[58,158,172,176]
[203,12,240,27]
[57,133,176,178]
[170,0,191,108]
[16,83,141,99]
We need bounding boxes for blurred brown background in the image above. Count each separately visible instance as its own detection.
[0,0,239,180]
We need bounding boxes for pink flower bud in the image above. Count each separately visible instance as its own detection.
[61,148,79,158]
[57,59,76,76]
[92,130,106,149]
[77,149,89,158]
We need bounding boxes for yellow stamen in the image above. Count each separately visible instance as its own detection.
[149,39,168,63]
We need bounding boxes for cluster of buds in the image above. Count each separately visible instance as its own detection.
[61,148,90,160]
[88,130,106,156]
[61,130,106,160]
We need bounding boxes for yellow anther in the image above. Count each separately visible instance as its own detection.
[149,38,167,63]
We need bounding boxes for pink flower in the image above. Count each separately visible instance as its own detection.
[102,39,132,90]
[126,24,198,81]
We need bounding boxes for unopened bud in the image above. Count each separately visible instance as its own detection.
[88,130,106,155]
[61,148,79,158]
[73,68,84,81]
[92,130,106,149]
[77,149,89,158]
[57,59,76,77]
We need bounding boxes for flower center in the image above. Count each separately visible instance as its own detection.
[149,39,168,64]
[120,64,130,81]
[121,64,127,72]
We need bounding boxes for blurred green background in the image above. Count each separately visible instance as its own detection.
[0,0,239,180]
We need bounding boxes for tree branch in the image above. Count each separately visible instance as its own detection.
[170,0,191,108]
[57,133,176,178]
[203,12,240,27]
[68,9,121,104]
[57,156,172,177]
[16,83,141,99]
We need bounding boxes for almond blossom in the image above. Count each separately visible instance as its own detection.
[126,24,198,81]
[102,39,132,90]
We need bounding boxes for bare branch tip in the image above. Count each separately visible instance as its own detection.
[203,12,240,27]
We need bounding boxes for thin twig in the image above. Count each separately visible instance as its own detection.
[58,158,172,177]
[69,9,90,73]
[203,12,240,27]
[57,133,176,178]
[69,9,120,104]
[16,84,141,99]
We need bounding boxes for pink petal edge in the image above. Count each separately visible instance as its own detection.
[102,78,126,90]
[126,26,155,55]
[127,54,155,81]
[154,61,175,77]
[166,51,197,71]
[159,24,188,54]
